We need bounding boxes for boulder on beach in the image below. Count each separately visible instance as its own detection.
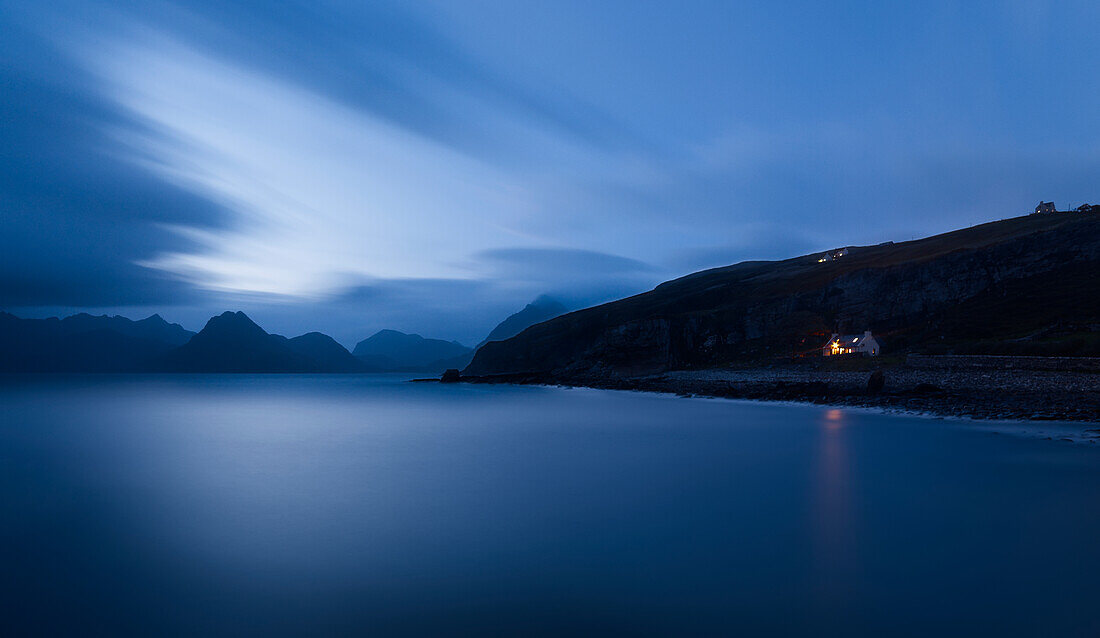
[867,370,885,394]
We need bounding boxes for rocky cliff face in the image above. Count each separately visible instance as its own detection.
[465,213,1100,377]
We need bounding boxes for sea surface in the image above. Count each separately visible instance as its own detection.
[1,374,1098,636]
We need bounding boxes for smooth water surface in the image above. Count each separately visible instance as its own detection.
[1,374,1098,636]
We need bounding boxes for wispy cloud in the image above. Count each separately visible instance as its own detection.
[4,0,1100,342]
[85,32,544,295]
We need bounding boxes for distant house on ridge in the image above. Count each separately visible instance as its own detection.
[823,331,880,357]
[817,247,849,263]
[1034,201,1056,214]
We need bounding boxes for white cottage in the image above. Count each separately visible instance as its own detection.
[823,330,880,357]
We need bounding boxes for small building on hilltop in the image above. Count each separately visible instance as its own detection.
[817,247,849,263]
[1034,201,1057,214]
[1076,203,1098,213]
[823,331,880,357]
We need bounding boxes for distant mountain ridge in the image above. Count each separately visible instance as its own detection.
[351,296,570,372]
[478,295,567,348]
[56,312,194,346]
[0,296,572,374]
[0,291,573,374]
[0,310,367,373]
[280,332,366,373]
[0,312,194,372]
[156,311,366,373]
[352,329,471,371]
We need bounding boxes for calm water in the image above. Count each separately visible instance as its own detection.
[1,375,1098,636]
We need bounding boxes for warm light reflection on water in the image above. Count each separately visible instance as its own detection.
[811,407,858,605]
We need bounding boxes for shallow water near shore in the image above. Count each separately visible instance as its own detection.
[2,374,1099,636]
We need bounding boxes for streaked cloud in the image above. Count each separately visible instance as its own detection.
[3,0,1100,342]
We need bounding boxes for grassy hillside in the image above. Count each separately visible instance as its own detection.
[467,212,1100,376]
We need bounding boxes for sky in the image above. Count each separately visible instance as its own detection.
[2,0,1099,346]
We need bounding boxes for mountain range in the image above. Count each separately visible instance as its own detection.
[466,211,1100,378]
[0,312,194,372]
[0,296,569,373]
[154,311,367,373]
[352,330,472,371]
[347,296,569,372]
[10,211,1100,378]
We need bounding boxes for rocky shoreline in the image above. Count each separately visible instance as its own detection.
[449,364,1100,424]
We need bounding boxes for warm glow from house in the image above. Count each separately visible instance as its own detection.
[824,331,876,357]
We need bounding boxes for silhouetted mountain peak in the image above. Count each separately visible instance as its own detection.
[159,312,277,368]
[199,311,267,339]
[480,295,568,347]
[352,329,471,370]
[135,314,167,328]
[285,332,365,372]
[209,310,253,324]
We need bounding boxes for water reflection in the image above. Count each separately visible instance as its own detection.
[810,408,859,604]
[3,376,1100,635]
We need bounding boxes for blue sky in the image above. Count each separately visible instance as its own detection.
[2,0,1098,345]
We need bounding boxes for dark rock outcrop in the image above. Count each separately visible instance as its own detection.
[867,370,885,394]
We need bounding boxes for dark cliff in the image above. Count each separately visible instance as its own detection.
[465,213,1100,377]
